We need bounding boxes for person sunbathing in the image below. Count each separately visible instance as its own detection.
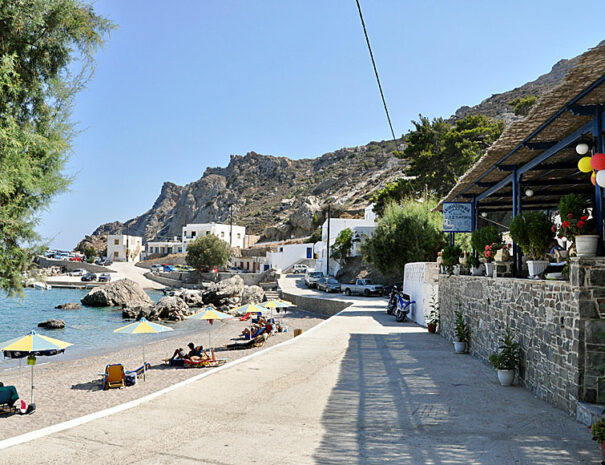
[168,343,199,361]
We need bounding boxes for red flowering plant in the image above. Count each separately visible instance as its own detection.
[483,242,506,263]
[556,213,589,243]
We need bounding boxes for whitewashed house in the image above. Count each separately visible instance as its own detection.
[182,223,246,251]
[107,234,143,263]
[147,238,183,256]
[266,243,315,272]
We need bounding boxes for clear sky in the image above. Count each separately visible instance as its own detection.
[38,0,605,250]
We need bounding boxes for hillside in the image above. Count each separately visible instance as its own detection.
[81,44,595,251]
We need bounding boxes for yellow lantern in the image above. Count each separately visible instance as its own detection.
[578,156,593,173]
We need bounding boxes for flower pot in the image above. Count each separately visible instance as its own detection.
[497,369,515,386]
[454,341,466,353]
[576,235,599,258]
[427,323,437,333]
[459,256,467,265]
[471,265,483,276]
[527,260,549,278]
[484,262,495,276]
[453,265,460,276]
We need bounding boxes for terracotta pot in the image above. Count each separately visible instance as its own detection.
[600,442,605,462]
[427,323,437,333]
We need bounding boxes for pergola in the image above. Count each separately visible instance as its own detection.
[438,43,605,275]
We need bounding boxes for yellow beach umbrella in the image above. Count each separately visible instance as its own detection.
[1,331,73,405]
[187,307,234,349]
[261,299,293,319]
[114,318,173,380]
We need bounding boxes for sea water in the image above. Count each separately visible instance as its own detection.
[0,288,210,370]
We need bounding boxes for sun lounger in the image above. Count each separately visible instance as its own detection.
[239,312,251,321]
[0,386,19,413]
[226,333,268,351]
[125,362,151,384]
[244,325,266,340]
[183,350,227,368]
[103,364,125,390]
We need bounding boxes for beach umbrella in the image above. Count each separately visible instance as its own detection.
[231,302,268,316]
[261,299,292,319]
[187,307,233,349]
[1,331,73,405]
[114,318,173,380]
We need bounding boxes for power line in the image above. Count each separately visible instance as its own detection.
[354,0,396,141]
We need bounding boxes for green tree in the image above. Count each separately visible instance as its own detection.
[331,228,353,260]
[0,1,113,293]
[83,246,96,263]
[508,95,538,117]
[361,197,445,276]
[372,114,504,213]
[186,235,233,272]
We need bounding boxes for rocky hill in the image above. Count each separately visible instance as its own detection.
[83,43,598,250]
[88,140,408,245]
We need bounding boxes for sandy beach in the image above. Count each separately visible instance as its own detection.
[0,308,324,440]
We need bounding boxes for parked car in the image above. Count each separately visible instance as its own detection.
[69,256,82,262]
[292,264,308,274]
[317,277,341,293]
[304,270,324,288]
[98,274,111,282]
[341,279,384,296]
[81,273,97,282]
[230,266,244,273]
[151,264,163,272]
[69,269,86,276]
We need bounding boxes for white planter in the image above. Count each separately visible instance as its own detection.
[471,265,484,276]
[454,341,467,353]
[527,260,549,278]
[484,262,495,276]
[576,235,599,257]
[497,369,515,386]
[453,265,460,276]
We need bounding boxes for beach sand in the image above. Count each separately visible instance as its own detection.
[0,309,325,440]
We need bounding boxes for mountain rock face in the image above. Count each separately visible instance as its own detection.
[90,141,407,244]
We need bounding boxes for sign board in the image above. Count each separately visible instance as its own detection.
[443,202,473,233]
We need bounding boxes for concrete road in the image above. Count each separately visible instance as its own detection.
[0,281,597,464]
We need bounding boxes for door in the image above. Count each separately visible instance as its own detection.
[307,247,312,259]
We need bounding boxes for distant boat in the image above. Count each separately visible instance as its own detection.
[32,281,51,290]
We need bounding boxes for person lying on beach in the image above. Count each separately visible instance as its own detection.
[168,343,200,362]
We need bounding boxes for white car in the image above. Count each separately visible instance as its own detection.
[151,264,163,273]
[69,269,86,276]
[292,264,308,273]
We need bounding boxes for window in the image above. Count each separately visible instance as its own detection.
[237,233,241,239]
[220,231,225,238]
[178,247,182,253]
[191,231,196,237]
[113,251,118,258]
[279,247,283,252]
[114,239,119,245]
[206,231,210,235]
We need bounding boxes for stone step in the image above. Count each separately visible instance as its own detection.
[577,401,605,426]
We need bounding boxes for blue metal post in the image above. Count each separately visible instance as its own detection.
[595,105,604,252]
[511,167,521,276]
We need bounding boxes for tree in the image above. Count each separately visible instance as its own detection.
[508,95,538,117]
[372,114,504,213]
[361,197,445,276]
[0,1,113,293]
[331,228,353,260]
[186,235,233,272]
[84,246,96,263]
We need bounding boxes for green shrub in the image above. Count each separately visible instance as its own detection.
[454,310,469,342]
[441,245,461,273]
[186,235,232,272]
[471,226,502,253]
[489,327,520,370]
[509,212,553,260]
[466,254,480,268]
[558,193,587,222]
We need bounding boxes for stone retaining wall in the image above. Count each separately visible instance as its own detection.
[36,257,114,274]
[280,291,351,317]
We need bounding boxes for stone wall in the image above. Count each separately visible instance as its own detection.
[37,257,115,274]
[439,274,582,415]
[280,291,351,317]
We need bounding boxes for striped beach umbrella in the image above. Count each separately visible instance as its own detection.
[114,318,173,380]
[261,299,292,319]
[1,331,73,404]
[188,307,233,349]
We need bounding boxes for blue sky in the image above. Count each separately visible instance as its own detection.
[38,0,605,249]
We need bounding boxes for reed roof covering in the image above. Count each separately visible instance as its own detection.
[438,42,605,211]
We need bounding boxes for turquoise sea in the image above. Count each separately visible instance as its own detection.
[0,288,210,370]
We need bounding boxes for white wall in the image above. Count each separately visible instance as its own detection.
[147,241,183,255]
[403,262,439,327]
[317,217,376,274]
[267,243,314,271]
[107,235,143,263]
[182,223,246,250]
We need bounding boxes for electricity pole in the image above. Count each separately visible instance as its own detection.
[229,204,233,247]
[326,204,331,276]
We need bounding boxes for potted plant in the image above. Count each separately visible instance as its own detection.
[510,211,554,278]
[467,254,483,276]
[425,292,439,333]
[489,326,520,386]
[558,193,598,257]
[483,243,502,276]
[472,226,502,277]
[590,416,605,462]
[453,310,469,353]
[441,245,462,275]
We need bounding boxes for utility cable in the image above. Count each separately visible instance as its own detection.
[355,0,396,141]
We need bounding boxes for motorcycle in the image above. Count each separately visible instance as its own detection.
[386,287,399,315]
[394,292,415,323]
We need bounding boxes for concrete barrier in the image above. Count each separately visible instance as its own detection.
[37,257,114,274]
[280,291,351,317]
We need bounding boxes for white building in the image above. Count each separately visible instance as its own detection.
[182,223,246,251]
[233,256,268,273]
[147,238,183,256]
[266,243,315,272]
[107,234,143,263]
[316,205,377,275]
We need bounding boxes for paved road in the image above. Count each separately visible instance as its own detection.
[0,276,597,464]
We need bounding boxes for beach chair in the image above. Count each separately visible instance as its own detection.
[103,364,125,390]
[125,362,151,384]
[239,312,251,321]
[244,325,266,340]
[0,386,19,414]
[183,350,227,368]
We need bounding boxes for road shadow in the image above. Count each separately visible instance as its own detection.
[313,329,594,465]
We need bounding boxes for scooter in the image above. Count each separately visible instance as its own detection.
[395,292,415,323]
[386,287,399,315]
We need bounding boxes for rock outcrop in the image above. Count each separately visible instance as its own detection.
[81,279,154,308]
[241,285,265,305]
[38,319,65,329]
[55,302,82,310]
[200,275,244,308]
[177,289,205,307]
[154,296,192,321]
